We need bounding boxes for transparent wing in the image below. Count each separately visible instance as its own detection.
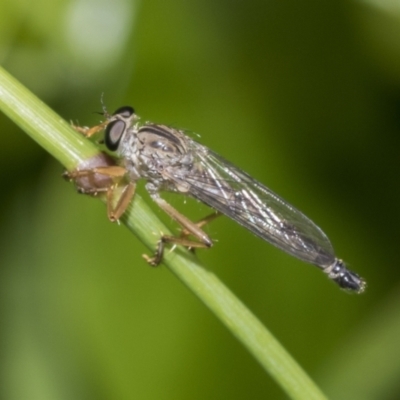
[167,141,336,268]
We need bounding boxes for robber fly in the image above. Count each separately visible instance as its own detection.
[66,106,366,293]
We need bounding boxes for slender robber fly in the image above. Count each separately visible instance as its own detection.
[66,106,366,293]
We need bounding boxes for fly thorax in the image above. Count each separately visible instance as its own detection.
[136,124,188,174]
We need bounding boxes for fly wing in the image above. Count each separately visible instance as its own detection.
[167,141,335,268]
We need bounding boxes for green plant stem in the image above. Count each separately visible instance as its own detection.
[0,65,328,400]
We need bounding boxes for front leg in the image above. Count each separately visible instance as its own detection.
[71,120,109,138]
[64,156,134,221]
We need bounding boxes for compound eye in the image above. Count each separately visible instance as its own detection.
[113,106,134,118]
[105,119,126,151]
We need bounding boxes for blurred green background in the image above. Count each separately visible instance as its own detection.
[1,0,400,399]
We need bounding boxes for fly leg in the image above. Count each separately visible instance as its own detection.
[71,120,109,138]
[180,211,221,254]
[180,211,221,238]
[64,164,135,221]
[143,193,216,266]
[105,181,136,222]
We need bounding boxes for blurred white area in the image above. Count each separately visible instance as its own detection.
[0,0,138,98]
[357,0,400,83]
[361,0,400,14]
[64,0,136,70]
